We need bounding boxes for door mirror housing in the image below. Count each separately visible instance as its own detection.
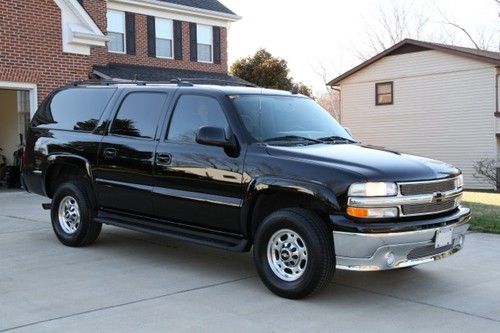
[196,126,236,149]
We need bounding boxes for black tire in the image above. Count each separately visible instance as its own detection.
[51,180,101,247]
[253,208,335,299]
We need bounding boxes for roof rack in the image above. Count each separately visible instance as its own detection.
[69,77,258,88]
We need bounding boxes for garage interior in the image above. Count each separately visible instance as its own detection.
[0,89,30,190]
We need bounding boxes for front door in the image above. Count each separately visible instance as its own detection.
[95,91,169,215]
[152,94,245,233]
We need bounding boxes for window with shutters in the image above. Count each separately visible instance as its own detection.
[155,18,173,59]
[196,24,213,63]
[107,10,126,53]
[375,82,393,105]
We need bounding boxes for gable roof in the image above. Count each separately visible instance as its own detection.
[156,0,236,15]
[328,39,500,86]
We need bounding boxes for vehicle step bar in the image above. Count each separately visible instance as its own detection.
[95,210,250,252]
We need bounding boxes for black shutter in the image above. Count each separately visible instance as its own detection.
[189,23,197,62]
[147,16,156,57]
[213,26,221,64]
[125,13,136,55]
[173,20,183,60]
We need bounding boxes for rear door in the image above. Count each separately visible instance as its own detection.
[95,90,170,215]
[152,93,245,233]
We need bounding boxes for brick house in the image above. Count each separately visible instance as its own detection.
[0,0,240,168]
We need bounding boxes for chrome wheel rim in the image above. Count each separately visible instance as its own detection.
[267,229,308,282]
[58,196,80,234]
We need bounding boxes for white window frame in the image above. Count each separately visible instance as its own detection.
[196,24,213,63]
[107,10,126,54]
[155,17,174,59]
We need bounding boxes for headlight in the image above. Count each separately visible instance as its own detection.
[348,182,398,197]
[455,175,464,188]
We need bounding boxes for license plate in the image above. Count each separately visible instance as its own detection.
[435,226,453,248]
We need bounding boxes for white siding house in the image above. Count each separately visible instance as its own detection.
[329,39,500,190]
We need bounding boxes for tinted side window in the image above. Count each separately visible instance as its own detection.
[110,92,167,139]
[167,95,228,143]
[33,88,115,131]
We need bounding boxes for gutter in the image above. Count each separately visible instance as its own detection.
[111,0,242,22]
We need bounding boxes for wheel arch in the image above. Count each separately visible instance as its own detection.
[242,177,340,241]
[44,154,93,198]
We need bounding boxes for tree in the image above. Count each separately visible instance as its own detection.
[316,90,340,121]
[355,0,498,60]
[230,49,312,96]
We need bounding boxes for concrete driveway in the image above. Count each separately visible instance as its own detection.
[0,191,499,332]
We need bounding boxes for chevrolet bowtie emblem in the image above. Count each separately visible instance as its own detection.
[432,192,445,203]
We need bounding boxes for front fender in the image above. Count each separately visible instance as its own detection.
[241,176,341,234]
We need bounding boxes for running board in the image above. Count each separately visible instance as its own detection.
[95,211,250,252]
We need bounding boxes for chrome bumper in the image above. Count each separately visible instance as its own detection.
[333,209,471,271]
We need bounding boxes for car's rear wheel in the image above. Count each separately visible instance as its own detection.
[51,180,101,247]
[253,208,335,299]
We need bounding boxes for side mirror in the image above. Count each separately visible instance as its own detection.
[196,126,236,149]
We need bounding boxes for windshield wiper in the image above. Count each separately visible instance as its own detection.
[317,136,357,143]
[263,135,322,144]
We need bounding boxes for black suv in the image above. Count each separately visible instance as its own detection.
[23,81,471,299]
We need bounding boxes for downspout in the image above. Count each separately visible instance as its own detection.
[331,86,342,124]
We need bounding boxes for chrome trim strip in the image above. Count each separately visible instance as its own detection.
[398,176,460,186]
[153,187,242,208]
[347,188,462,207]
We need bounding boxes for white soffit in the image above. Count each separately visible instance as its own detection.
[54,0,108,55]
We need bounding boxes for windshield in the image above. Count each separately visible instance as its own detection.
[231,95,353,144]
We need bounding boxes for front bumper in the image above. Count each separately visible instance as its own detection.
[332,207,471,271]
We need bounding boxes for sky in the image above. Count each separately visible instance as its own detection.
[219,0,499,95]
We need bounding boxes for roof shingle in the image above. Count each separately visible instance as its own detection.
[156,0,236,15]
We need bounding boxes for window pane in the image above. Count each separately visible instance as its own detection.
[168,95,228,143]
[377,83,392,94]
[378,94,392,104]
[197,24,212,45]
[197,44,212,62]
[156,38,172,58]
[108,32,124,52]
[107,10,125,33]
[33,88,115,132]
[155,18,173,39]
[111,93,167,139]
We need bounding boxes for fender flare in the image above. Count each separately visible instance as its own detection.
[240,176,341,235]
[44,154,93,196]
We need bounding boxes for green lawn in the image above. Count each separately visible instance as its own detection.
[462,191,500,234]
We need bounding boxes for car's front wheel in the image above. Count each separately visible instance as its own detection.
[51,180,101,247]
[253,208,335,299]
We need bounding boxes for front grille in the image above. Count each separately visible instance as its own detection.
[400,178,456,196]
[407,244,453,260]
[401,199,457,216]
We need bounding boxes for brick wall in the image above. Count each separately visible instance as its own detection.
[0,0,229,104]
[0,1,92,103]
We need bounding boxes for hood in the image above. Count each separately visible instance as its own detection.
[265,143,460,182]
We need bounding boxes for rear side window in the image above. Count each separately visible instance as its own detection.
[33,88,115,132]
[110,92,167,139]
[167,95,228,143]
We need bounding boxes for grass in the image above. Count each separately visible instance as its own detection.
[462,191,500,234]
